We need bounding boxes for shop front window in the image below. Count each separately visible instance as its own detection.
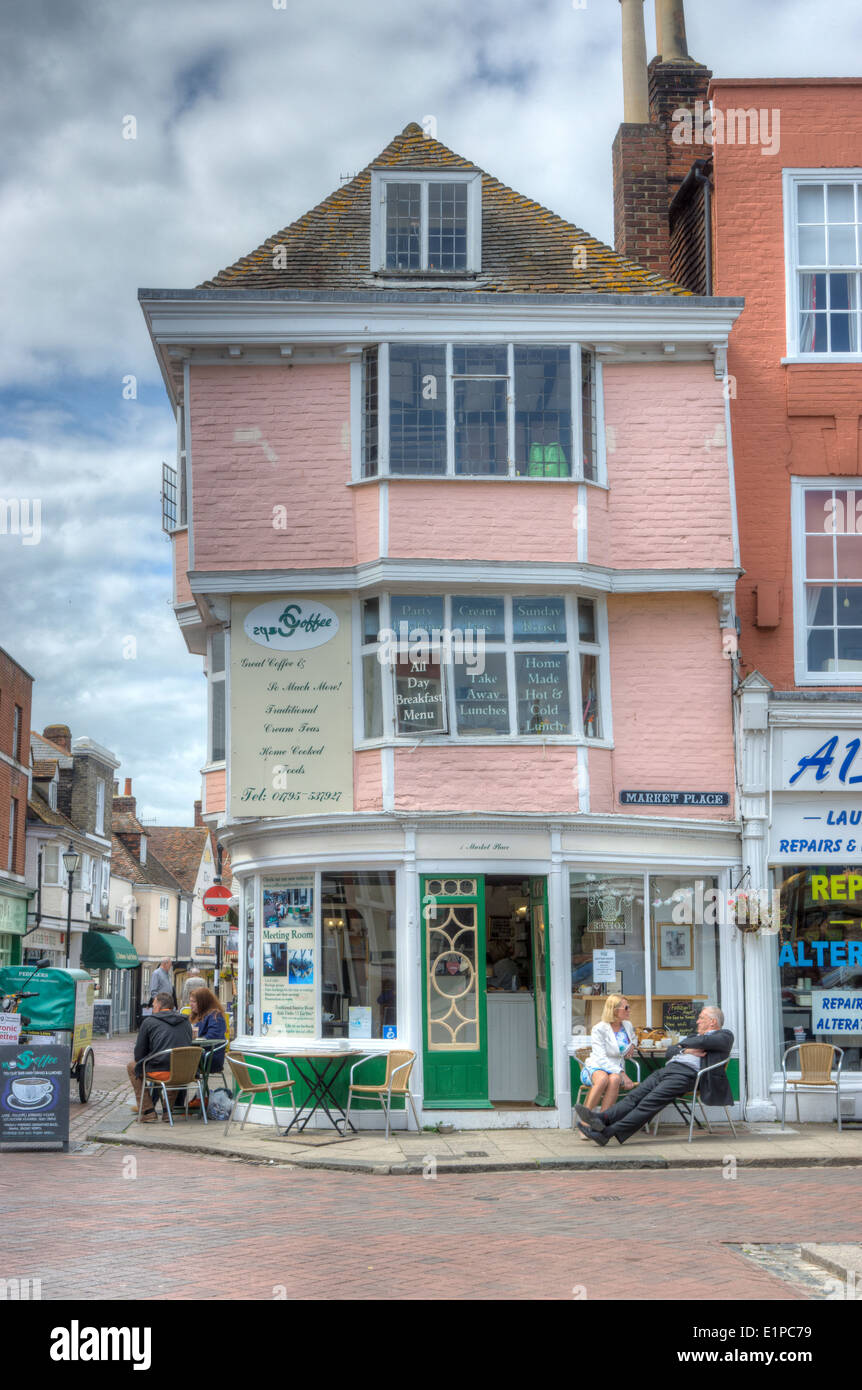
[570,873,720,1035]
[321,872,396,1040]
[777,865,862,1071]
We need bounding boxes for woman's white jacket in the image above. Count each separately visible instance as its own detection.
[584,1019,636,1073]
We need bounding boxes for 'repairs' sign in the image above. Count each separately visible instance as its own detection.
[230,596,353,818]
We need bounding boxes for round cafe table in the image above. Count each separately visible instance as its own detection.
[272,1048,371,1135]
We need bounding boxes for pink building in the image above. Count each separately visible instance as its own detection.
[142,120,743,1127]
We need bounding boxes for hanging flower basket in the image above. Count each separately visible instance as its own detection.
[727,890,770,933]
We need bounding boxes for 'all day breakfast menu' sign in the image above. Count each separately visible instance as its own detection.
[230,595,354,818]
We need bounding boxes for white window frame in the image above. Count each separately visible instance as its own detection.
[370,170,482,274]
[783,168,862,361]
[207,629,227,767]
[159,895,170,931]
[358,341,603,483]
[791,475,862,684]
[95,779,105,836]
[43,843,61,886]
[357,591,612,747]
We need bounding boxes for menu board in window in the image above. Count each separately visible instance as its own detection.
[512,597,566,642]
[395,659,447,733]
[454,653,509,735]
[515,653,571,734]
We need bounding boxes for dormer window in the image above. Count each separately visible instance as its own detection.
[371,170,481,274]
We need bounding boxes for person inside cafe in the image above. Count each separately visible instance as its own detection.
[487,945,519,991]
[577,993,637,1138]
[575,1005,733,1146]
[127,992,194,1123]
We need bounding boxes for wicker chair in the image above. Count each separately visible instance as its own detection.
[138,1045,206,1127]
[345,1050,420,1139]
[781,1043,844,1131]
[224,1051,297,1136]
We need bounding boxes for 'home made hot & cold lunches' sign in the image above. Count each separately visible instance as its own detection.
[230,596,354,818]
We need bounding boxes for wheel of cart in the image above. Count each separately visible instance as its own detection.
[76,1044,95,1102]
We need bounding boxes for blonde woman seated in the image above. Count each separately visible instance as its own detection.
[577,994,637,1137]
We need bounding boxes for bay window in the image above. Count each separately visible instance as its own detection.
[361,342,600,481]
[360,592,606,742]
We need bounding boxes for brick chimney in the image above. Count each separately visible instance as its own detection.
[612,0,711,278]
[113,776,137,817]
[43,724,72,754]
[194,799,203,827]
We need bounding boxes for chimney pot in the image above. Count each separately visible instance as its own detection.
[657,0,689,61]
[124,777,132,796]
[619,0,650,124]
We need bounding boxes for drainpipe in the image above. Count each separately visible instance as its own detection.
[619,0,650,124]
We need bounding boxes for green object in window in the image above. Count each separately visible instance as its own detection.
[528,443,568,478]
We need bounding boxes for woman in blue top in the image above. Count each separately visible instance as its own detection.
[190,986,228,1071]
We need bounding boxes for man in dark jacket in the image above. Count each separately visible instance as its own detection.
[576,1005,733,1145]
[126,992,194,1123]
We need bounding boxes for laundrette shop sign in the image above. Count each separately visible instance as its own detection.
[619,790,730,807]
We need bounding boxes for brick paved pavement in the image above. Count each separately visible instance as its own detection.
[3,1148,862,1300]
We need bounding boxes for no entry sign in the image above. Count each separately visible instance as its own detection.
[202,885,232,918]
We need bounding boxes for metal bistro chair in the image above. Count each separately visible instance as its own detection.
[781,1043,844,1132]
[225,1051,298,1136]
[664,1057,737,1144]
[345,1050,421,1139]
[138,1045,206,1128]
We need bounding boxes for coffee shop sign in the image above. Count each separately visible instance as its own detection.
[245,600,339,651]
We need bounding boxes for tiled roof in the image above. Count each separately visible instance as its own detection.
[32,760,58,779]
[201,123,688,297]
[28,792,75,832]
[110,833,183,893]
[145,826,208,893]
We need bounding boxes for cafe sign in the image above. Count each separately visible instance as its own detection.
[244,599,339,652]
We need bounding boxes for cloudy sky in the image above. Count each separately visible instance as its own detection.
[1,0,860,823]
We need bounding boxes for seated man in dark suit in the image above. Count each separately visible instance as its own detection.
[576,1004,733,1146]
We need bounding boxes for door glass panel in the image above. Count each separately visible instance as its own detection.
[426,902,479,1049]
[532,898,549,1049]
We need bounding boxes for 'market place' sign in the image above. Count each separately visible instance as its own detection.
[619,790,730,807]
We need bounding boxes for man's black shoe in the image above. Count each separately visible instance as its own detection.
[575,1104,605,1130]
[577,1121,610,1146]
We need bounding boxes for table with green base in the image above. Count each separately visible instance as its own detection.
[273,1049,371,1135]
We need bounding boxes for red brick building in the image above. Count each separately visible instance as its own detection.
[0,647,34,966]
[612,0,862,1121]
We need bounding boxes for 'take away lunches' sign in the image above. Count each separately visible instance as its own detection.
[619,790,730,807]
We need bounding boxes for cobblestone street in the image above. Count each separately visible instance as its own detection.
[4,1143,862,1301]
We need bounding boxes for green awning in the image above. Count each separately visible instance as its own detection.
[81,931,140,969]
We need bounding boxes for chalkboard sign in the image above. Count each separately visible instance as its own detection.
[0,1043,71,1152]
[92,1001,111,1036]
[662,1000,699,1036]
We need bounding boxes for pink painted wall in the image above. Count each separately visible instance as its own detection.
[354,751,383,811]
[353,485,380,565]
[595,593,735,816]
[595,362,735,569]
[204,767,226,814]
[393,746,580,814]
[189,363,353,571]
[387,481,581,563]
[173,529,192,605]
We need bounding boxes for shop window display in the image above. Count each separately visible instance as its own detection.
[320,872,396,1039]
[777,865,862,1071]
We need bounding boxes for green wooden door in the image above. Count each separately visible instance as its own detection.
[530,877,554,1106]
[420,875,490,1109]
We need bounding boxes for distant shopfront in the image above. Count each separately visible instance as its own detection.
[228,819,742,1128]
[766,720,862,1119]
[0,887,32,968]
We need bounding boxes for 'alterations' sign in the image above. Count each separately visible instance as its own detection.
[230,595,353,818]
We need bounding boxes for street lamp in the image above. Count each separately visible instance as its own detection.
[62,842,80,968]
